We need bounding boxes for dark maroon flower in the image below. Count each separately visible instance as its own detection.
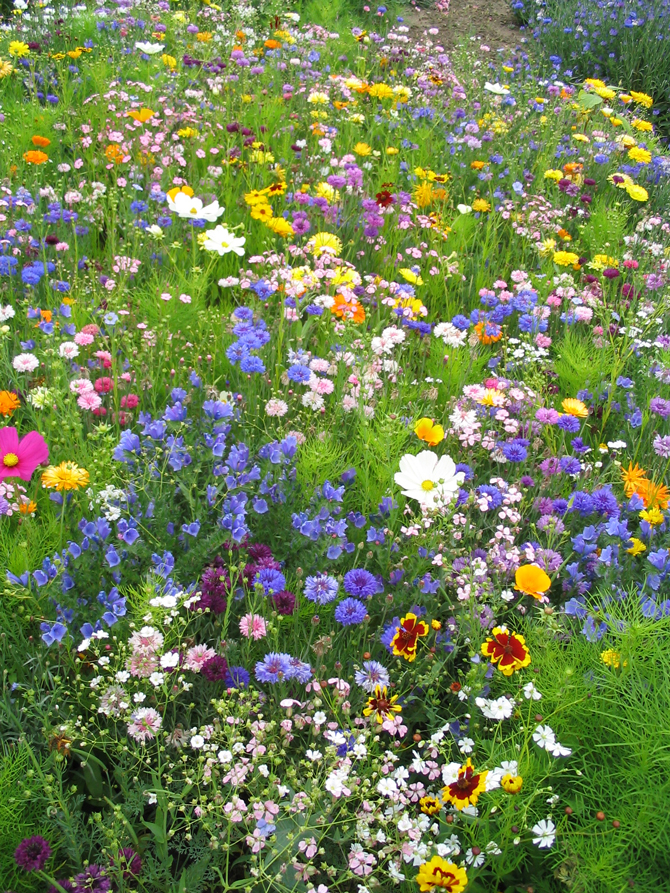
[247,543,274,563]
[111,847,142,879]
[14,836,52,871]
[583,177,596,186]
[226,121,240,133]
[579,193,593,204]
[621,282,635,297]
[583,274,599,283]
[198,558,230,614]
[272,590,296,615]
[603,267,620,279]
[201,655,229,681]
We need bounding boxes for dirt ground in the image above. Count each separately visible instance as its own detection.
[403,0,522,53]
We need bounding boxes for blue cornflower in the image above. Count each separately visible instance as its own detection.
[287,364,312,383]
[254,567,286,594]
[354,660,390,693]
[343,568,379,598]
[226,342,249,364]
[240,355,265,374]
[255,652,292,683]
[286,657,313,683]
[476,485,503,510]
[560,456,582,475]
[303,573,339,605]
[501,442,527,462]
[334,598,368,626]
[40,621,68,646]
[225,666,250,688]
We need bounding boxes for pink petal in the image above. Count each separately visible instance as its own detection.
[15,430,49,481]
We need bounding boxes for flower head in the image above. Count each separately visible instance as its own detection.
[416,856,467,892]
[0,427,49,481]
[390,612,429,662]
[42,461,89,491]
[501,773,523,794]
[514,564,551,599]
[14,835,52,871]
[166,186,224,222]
[0,390,20,416]
[414,417,445,446]
[561,398,588,418]
[394,450,464,509]
[482,627,531,675]
[362,684,401,723]
[441,758,488,810]
[201,224,245,256]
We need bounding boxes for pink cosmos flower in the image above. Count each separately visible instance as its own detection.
[0,427,49,481]
[239,613,267,640]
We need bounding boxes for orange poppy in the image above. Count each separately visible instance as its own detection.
[31,135,50,147]
[23,150,48,165]
[470,160,486,170]
[127,107,154,123]
[264,39,281,49]
[515,564,551,599]
[474,321,503,344]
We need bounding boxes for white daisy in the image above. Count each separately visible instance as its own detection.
[394,450,464,509]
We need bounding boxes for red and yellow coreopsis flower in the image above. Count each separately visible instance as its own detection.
[481,626,531,676]
[441,758,488,811]
[391,613,429,662]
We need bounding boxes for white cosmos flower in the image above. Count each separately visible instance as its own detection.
[484,81,510,95]
[201,225,246,256]
[394,450,464,509]
[136,41,164,54]
[457,204,473,214]
[532,818,556,848]
[166,186,224,222]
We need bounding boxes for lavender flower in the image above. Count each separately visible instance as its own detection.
[255,652,292,683]
[343,568,379,598]
[354,660,390,693]
[334,597,368,626]
[303,573,339,605]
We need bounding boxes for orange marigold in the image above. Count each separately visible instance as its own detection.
[23,150,48,165]
[0,391,20,416]
[634,479,670,511]
[331,294,365,324]
[31,135,50,147]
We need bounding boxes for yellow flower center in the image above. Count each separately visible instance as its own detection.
[421,480,434,491]
[3,452,19,467]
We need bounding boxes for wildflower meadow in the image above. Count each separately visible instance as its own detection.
[0,0,669,891]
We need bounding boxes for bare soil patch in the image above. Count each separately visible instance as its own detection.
[404,0,522,54]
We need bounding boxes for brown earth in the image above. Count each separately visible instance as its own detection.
[403,0,523,54]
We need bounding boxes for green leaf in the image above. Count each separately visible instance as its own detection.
[576,89,603,109]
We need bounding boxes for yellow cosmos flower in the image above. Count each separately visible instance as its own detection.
[363,685,402,723]
[562,397,589,418]
[161,53,177,68]
[472,198,491,213]
[250,203,273,222]
[315,182,339,203]
[307,232,342,257]
[399,268,423,286]
[631,118,653,132]
[177,127,198,138]
[265,216,294,238]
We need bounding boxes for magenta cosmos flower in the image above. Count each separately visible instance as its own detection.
[0,427,49,481]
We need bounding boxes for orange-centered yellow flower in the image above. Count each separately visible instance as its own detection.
[561,398,588,418]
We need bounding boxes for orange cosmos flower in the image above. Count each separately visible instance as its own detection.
[482,626,531,675]
[561,398,588,418]
[515,564,551,599]
[19,499,37,515]
[264,39,281,49]
[0,391,20,416]
[31,135,50,147]
[470,160,486,170]
[414,417,445,446]
[23,150,48,165]
[474,320,502,344]
[390,613,429,662]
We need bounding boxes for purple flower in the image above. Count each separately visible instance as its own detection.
[201,654,229,681]
[272,590,296,615]
[303,573,339,605]
[15,836,52,871]
[255,652,292,683]
[354,660,390,693]
[73,865,110,893]
[254,567,286,594]
[650,397,670,418]
[225,665,250,688]
[535,407,559,425]
[111,848,142,879]
[334,597,368,626]
[653,434,670,458]
[286,657,313,683]
[343,568,379,598]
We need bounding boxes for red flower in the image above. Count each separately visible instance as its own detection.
[0,427,49,481]
[481,627,531,676]
[375,189,394,207]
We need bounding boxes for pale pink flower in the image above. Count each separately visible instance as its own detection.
[184,644,217,672]
[77,391,102,411]
[129,625,164,652]
[127,707,162,743]
[70,378,94,394]
[239,614,267,640]
[12,353,39,373]
[265,399,288,417]
[74,332,95,346]
[128,651,159,678]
